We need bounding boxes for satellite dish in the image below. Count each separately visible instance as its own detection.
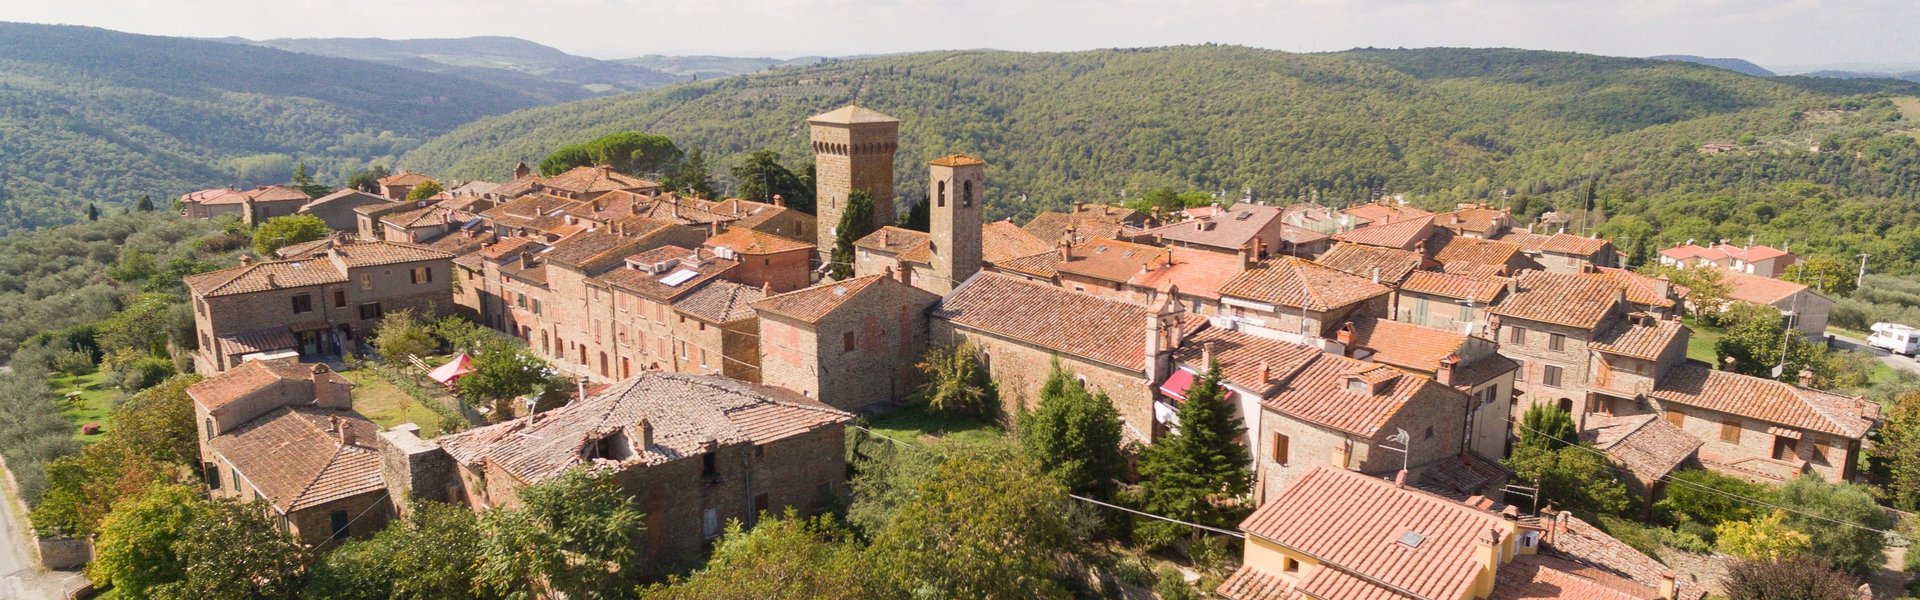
[1387,428,1410,446]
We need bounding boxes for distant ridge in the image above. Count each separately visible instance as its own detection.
[1649,55,1775,77]
[224,35,684,102]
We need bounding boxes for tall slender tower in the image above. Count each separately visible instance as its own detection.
[808,105,898,256]
[928,154,984,294]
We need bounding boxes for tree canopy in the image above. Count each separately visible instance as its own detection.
[251,214,330,256]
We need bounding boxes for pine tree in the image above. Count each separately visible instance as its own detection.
[134,195,154,212]
[290,160,330,197]
[1019,362,1126,498]
[1135,361,1250,541]
[828,190,876,280]
[664,148,717,198]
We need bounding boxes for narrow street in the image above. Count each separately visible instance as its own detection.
[1830,332,1920,376]
[1,461,83,600]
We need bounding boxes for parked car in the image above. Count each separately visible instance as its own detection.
[1868,322,1920,356]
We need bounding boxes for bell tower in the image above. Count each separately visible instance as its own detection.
[808,105,898,256]
[927,155,985,294]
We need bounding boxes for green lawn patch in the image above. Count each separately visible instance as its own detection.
[860,403,1007,448]
[1683,317,1724,364]
[343,369,447,438]
[50,372,119,441]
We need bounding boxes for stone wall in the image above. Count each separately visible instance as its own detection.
[933,319,1153,437]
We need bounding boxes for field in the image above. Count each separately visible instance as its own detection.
[859,404,1006,448]
[1683,318,1724,364]
[342,369,449,438]
[49,373,118,441]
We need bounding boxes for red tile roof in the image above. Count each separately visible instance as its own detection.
[1239,466,1506,600]
[1139,203,1292,251]
[1589,319,1685,361]
[1217,257,1391,312]
[1346,318,1469,374]
[1332,214,1434,250]
[807,105,899,124]
[209,406,384,512]
[542,166,660,195]
[188,360,350,411]
[1400,270,1508,305]
[752,274,935,325]
[1539,512,1707,600]
[1650,364,1878,439]
[1539,233,1612,256]
[378,172,435,187]
[1055,238,1168,283]
[928,153,983,167]
[437,372,851,485]
[854,226,932,263]
[1581,414,1702,483]
[935,272,1196,370]
[1125,247,1244,301]
[1722,270,1810,306]
[1436,206,1509,236]
[704,227,813,255]
[1432,236,1525,272]
[1216,565,1290,600]
[1491,271,1625,329]
[1489,554,1657,600]
[1022,204,1146,244]
[673,280,765,324]
[1340,201,1432,226]
[594,246,737,302]
[982,220,1052,264]
[1170,327,1321,393]
[1314,243,1430,285]
[1261,350,1467,438]
[1591,267,1682,309]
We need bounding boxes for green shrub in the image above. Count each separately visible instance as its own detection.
[1656,468,1771,528]
[1111,558,1152,588]
[1153,566,1197,600]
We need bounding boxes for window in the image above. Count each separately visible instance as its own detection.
[231,471,241,493]
[842,331,856,353]
[359,303,382,319]
[205,464,221,490]
[1548,333,1566,351]
[1271,433,1290,464]
[1773,435,1798,460]
[360,273,373,290]
[754,494,770,518]
[962,180,974,207]
[702,508,720,539]
[1508,325,1527,344]
[754,445,766,460]
[291,294,313,314]
[516,293,527,309]
[701,453,718,478]
[1283,557,1300,573]
[332,290,346,308]
[1557,398,1574,413]
[532,299,542,315]
[1720,418,1741,443]
[410,266,434,284]
[205,418,214,440]
[937,180,947,207]
[330,510,350,541]
[1542,365,1563,388]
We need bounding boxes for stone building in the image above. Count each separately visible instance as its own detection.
[1498,231,1620,273]
[1658,242,1797,278]
[753,272,939,411]
[1433,205,1514,239]
[588,245,760,382]
[1132,203,1330,258]
[856,221,1052,293]
[1722,270,1832,337]
[185,240,455,372]
[809,105,899,254]
[435,372,852,572]
[926,154,985,295]
[1022,202,1153,245]
[1332,214,1437,252]
[375,172,436,201]
[508,219,708,379]
[189,360,391,548]
[1430,236,1537,276]
[298,189,395,232]
[1392,270,1510,334]
[1215,257,1392,343]
[1340,318,1518,460]
[1647,365,1878,483]
[703,227,815,294]
[179,185,312,221]
[1490,271,1689,431]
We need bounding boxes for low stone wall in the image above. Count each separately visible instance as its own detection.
[37,535,90,570]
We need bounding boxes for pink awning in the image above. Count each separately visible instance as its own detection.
[1158,368,1197,401]
[428,353,474,386]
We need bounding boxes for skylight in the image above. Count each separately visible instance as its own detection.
[659,269,700,287]
[1398,531,1426,548]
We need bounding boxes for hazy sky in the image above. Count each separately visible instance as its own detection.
[5,0,1918,70]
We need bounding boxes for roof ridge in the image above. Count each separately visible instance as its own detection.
[286,434,355,511]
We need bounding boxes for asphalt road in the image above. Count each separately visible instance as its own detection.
[1,462,83,600]
[1831,332,1920,376]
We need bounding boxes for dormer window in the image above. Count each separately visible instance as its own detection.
[1346,378,1369,394]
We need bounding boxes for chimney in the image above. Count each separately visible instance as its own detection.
[266,273,278,287]
[1371,266,1381,284]
[1473,527,1499,574]
[1438,353,1459,386]
[1238,242,1255,270]
[313,364,351,410]
[1336,321,1355,346]
[1259,361,1272,385]
[1659,572,1677,600]
[1414,239,1427,254]
[708,220,721,237]
[1394,469,1408,489]
[1060,240,1073,261]
[1072,200,1085,213]
[1201,341,1215,367]
[1723,355,1737,372]
[762,281,773,296]
[1798,369,1815,388]
[896,262,913,285]
[637,418,654,449]
[1252,237,1264,260]
[329,414,341,433]
[772,194,785,208]
[239,255,253,266]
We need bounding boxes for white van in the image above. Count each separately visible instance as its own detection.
[1869,322,1920,356]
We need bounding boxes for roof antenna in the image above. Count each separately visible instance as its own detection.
[1382,427,1411,483]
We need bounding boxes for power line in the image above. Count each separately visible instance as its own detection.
[847,425,1245,539]
[1511,419,1901,538]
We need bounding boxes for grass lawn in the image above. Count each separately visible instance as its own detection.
[859,404,1007,448]
[49,372,119,441]
[342,369,447,438]
[1683,317,1723,364]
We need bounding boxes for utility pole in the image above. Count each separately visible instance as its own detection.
[1857,253,1871,290]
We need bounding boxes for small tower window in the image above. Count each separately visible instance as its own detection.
[937,181,947,207]
[962,180,974,208]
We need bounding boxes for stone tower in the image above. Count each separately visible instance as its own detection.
[927,154,984,294]
[808,105,898,254]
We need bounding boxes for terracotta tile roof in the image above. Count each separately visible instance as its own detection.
[1332,214,1434,250]
[1340,201,1432,226]
[854,227,932,263]
[199,185,311,205]
[1125,247,1244,301]
[1400,270,1508,305]
[330,240,456,267]
[673,280,765,324]
[981,220,1052,264]
[489,174,547,200]
[1138,204,1287,250]
[437,372,851,485]
[482,194,585,231]
[1346,318,1469,374]
[928,153,983,167]
[272,237,340,260]
[1432,236,1525,272]
[300,189,391,213]
[1217,257,1391,312]
[1591,268,1681,309]
[1435,206,1509,236]
[705,227,813,255]
[936,272,1195,370]
[1491,271,1625,329]
[542,219,680,271]
[422,229,490,256]
[992,251,1063,279]
[753,274,935,325]
[1581,414,1702,483]
[1497,231,1555,253]
[217,327,300,356]
[185,258,348,297]
[180,187,241,204]
[596,246,737,302]
[1416,453,1512,499]
[1650,363,1879,439]
[1238,466,1506,600]
[480,237,539,260]
[1540,512,1706,600]
[708,198,804,232]
[1023,203,1145,244]
[1540,233,1612,256]
[1589,319,1685,361]
[378,172,435,187]
[1314,243,1429,286]
[1442,262,1510,279]
[1262,351,1465,438]
[1055,238,1168,283]
[1490,554,1658,600]
[209,406,383,512]
[1171,327,1321,393]
[1723,270,1810,306]
[807,105,899,124]
[449,180,499,197]
[543,166,660,195]
[188,360,347,411]
[1216,565,1290,600]
[1448,352,1520,390]
[381,203,461,229]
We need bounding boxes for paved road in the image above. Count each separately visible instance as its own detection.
[1,462,84,600]
[1831,332,1920,376]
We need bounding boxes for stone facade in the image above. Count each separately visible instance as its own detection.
[757,275,937,411]
[809,106,899,254]
[1651,401,1858,483]
[188,248,454,372]
[927,156,985,295]
[936,319,1157,437]
[1252,381,1471,503]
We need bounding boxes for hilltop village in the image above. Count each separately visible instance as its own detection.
[129,105,1881,599]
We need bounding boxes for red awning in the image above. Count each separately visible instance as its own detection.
[428,353,475,386]
[1158,368,1197,401]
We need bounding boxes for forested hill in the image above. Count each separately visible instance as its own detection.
[0,23,545,232]
[403,46,1920,224]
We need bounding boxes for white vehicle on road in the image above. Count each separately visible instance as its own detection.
[1869,322,1920,356]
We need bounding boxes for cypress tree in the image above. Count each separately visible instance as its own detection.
[134,195,154,212]
[828,190,875,280]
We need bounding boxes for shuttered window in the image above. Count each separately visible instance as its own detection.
[1720,418,1741,443]
[1272,433,1290,465]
